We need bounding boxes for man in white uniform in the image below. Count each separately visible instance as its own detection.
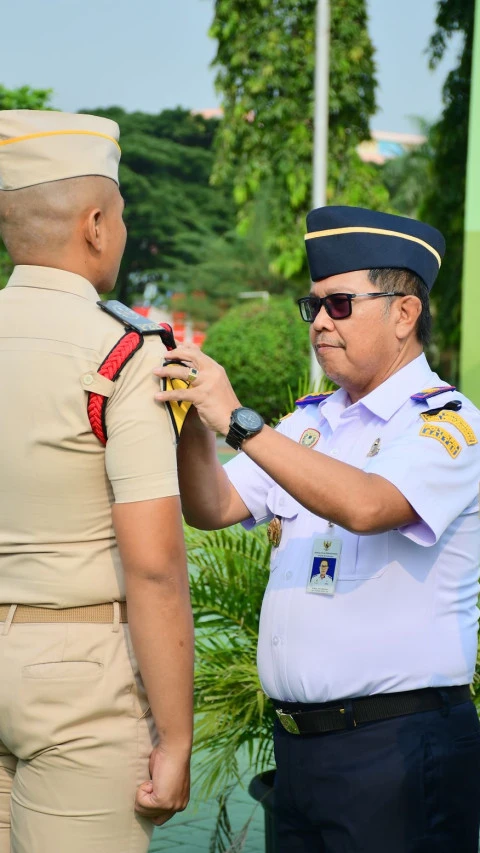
[155,207,480,853]
[312,559,334,591]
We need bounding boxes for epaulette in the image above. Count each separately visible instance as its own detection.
[88,301,189,445]
[295,391,335,408]
[98,300,172,338]
[410,385,456,402]
[413,387,477,456]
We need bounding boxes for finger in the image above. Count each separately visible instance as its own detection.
[135,785,154,807]
[153,813,174,827]
[167,346,208,369]
[154,364,192,381]
[135,791,166,813]
[170,343,202,360]
[134,795,174,825]
[155,388,194,403]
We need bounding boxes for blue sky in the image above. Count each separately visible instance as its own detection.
[0,0,463,134]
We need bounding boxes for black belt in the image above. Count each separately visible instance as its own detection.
[273,685,471,735]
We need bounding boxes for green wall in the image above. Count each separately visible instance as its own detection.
[460,0,480,404]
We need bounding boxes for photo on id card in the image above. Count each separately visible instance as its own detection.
[307,537,342,595]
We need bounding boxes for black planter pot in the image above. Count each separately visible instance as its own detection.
[248,769,277,853]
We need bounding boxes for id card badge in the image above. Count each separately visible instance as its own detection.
[307,537,342,596]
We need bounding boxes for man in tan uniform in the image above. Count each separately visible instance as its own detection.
[0,110,194,853]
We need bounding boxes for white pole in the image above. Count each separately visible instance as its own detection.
[313,0,330,209]
[310,0,330,385]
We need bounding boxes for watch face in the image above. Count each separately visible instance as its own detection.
[236,408,264,430]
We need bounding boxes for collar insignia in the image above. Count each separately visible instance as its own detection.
[295,391,335,408]
[367,437,381,457]
[411,386,456,402]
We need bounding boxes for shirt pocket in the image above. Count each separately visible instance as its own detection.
[343,530,389,580]
[265,488,300,572]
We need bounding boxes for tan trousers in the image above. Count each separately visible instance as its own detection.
[0,618,156,853]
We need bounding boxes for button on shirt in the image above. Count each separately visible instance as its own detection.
[225,355,480,703]
[0,266,178,608]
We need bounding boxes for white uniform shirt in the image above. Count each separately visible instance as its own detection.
[225,355,480,703]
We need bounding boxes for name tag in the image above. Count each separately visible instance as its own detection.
[307,537,342,596]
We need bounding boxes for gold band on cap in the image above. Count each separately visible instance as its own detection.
[0,130,121,152]
[304,226,442,268]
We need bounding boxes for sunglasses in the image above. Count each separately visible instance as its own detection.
[297,291,405,322]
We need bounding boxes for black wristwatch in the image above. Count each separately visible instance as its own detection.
[225,407,265,451]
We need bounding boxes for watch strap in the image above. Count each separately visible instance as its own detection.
[225,423,246,451]
[225,408,264,451]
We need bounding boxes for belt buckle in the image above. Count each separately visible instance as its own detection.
[339,705,357,728]
[276,709,300,735]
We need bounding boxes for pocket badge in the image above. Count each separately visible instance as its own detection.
[300,428,320,448]
[267,516,282,548]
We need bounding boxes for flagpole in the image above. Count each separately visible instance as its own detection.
[310,0,330,384]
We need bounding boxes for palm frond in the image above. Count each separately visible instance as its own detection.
[186,523,275,808]
[186,524,271,636]
[273,368,337,425]
[193,635,275,798]
[209,788,235,853]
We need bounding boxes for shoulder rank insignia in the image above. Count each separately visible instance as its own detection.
[98,300,170,337]
[419,423,462,458]
[420,406,477,447]
[91,302,189,444]
[295,391,335,408]
[410,385,456,402]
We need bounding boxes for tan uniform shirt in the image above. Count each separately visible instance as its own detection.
[0,265,179,607]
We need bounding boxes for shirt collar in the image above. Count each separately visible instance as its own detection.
[6,265,99,303]
[359,354,439,420]
[319,354,439,427]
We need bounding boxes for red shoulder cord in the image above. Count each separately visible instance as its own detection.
[87,323,175,445]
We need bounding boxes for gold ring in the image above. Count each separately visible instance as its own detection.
[187,367,199,384]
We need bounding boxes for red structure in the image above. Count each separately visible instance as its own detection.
[132,305,206,348]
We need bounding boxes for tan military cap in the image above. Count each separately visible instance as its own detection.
[0,110,121,190]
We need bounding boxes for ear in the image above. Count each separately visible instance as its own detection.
[395,295,422,341]
[84,208,103,253]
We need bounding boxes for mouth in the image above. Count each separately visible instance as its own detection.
[315,343,342,351]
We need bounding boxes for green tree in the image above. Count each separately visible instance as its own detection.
[172,190,294,325]
[1,101,234,301]
[381,120,434,220]
[0,85,53,289]
[210,0,389,279]
[84,107,234,304]
[0,84,53,111]
[419,0,475,383]
[203,295,310,422]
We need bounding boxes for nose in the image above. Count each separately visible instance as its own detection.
[311,303,335,333]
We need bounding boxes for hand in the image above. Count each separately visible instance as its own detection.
[154,344,241,435]
[135,746,191,827]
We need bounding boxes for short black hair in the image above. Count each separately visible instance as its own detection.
[368,268,431,346]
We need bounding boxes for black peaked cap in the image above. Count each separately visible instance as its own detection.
[305,206,446,291]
